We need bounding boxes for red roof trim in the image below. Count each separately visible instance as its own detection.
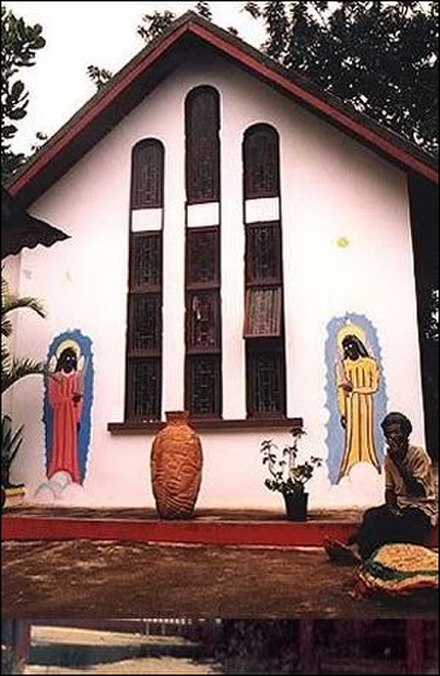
[189,22,438,184]
[8,17,438,197]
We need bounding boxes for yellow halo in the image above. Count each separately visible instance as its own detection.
[336,323,366,350]
[55,339,80,360]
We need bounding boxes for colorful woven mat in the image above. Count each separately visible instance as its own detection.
[357,543,438,597]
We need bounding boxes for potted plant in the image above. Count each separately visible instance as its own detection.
[1,414,25,508]
[260,427,322,521]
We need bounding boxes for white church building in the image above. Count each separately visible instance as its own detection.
[4,12,438,511]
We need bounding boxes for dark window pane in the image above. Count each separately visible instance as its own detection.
[246,223,281,283]
[131,139,164,209]
[244,124,279,199]
[187,291,220,350]
[185,86,220,204]
[126,358,161,420]
[187,355,221,416]
[132,234,162,289]
[247,346,285,415]
[187,228,219,285]
[129,294,162,351]
[244,287,282,338]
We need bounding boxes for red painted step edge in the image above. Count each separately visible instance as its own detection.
[2,517,438,548]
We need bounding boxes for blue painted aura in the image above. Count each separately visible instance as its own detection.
[324,313,388,485]
[43,329,94,484]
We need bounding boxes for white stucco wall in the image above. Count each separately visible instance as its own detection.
[8,50,425,511]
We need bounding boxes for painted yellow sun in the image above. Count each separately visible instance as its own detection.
[337,236,349,248]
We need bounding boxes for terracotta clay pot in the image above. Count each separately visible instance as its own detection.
[150,411,203,519]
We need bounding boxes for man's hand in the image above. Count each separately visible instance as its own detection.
[385,488,399,515]
[389,453,426,497]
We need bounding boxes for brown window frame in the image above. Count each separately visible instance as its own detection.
[130,139,164,210]
[125,139,164,422]
[184,228,222,417]
[243,286,282,339]
[243,125,286,418]
[185,86,220,205]
[245,338,286,418]
[243,124,280,200]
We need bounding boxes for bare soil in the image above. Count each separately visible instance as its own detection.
[2,539,437,620]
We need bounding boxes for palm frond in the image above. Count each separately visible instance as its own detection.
[1,414,24,486]
[1,314,13,338]
[2,293,46,322]
[1,273,46,338]
[1,357,46,394]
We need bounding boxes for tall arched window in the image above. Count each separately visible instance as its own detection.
[242,124,286,417]
[185,86,220,204]
[184,86,222,417]
[243,124,279,199]
[125,139,164,422]
[131,139,164,209]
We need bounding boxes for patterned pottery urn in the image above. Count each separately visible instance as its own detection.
[150,411,203,519]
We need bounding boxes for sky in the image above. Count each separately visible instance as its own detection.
[5,2,267,155]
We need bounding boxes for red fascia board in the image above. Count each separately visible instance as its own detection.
[190,22,438,185]
[8,23,189,197]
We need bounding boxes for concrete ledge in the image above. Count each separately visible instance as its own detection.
[3,503,437,548]
[1,515,361,547]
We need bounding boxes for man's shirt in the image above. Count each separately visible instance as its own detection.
[385,445,438,525]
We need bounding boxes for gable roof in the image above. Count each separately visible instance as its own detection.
[7,11,438,206]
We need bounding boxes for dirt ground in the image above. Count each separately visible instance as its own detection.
[2,539,437,620]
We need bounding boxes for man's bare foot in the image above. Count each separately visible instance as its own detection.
[324,537,362,566]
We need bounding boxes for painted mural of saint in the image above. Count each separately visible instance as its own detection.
[46,339,85,484]
[335,324,381,481]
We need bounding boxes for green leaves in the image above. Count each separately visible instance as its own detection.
[1,414,24,486]
[87,65,114,91]
[260,427,322,494]
[1,6,46,182]
[1,273,47,395]
[248,1,438,155]
[137,10,176,43]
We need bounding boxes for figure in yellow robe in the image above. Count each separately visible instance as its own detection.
[336,329,381,481]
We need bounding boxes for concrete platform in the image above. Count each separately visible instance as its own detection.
[2,506,438,547]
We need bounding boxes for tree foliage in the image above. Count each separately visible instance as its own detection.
[1,5,46,183]
[86,65,113,90]
[137,9,176,43]
[137,2,213,44]
[244,1,438,156]
[195,2,212,21]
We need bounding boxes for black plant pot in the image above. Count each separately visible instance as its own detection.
[283,491,308,522]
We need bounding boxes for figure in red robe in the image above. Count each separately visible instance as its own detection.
[47,346,84,484]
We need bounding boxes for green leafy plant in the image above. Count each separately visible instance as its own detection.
[1,272,46,494]
[260,427,322,495]
[1,272,46,394]
[1,414,24,488]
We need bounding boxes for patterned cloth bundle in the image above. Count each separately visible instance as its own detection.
[357,543,438,597]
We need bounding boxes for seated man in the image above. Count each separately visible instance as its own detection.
[325,411,438,565]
